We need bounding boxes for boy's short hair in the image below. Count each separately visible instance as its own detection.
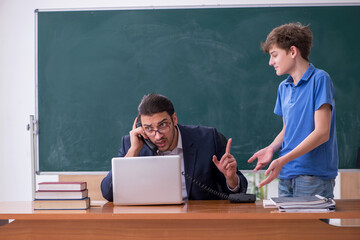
[138,93,175,118]
[261,22,313,61]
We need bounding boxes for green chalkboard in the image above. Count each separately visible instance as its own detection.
[36,6,360,172]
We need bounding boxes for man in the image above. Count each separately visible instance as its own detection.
[248,23,338,198]
[101,93,248,201]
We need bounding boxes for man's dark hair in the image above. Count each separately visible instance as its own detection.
[261,22,313,61]
[138,93,175,118]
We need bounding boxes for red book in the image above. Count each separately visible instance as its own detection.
[38,182,87,191]
[35,189,88,199]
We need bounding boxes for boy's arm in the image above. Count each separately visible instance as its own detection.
[258,103,331,188]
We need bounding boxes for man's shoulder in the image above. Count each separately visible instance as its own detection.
[122,134,131,142]
[179,124,215,131]
[178,124,218,140]
[178,124,216,134]
[119,134,153,156]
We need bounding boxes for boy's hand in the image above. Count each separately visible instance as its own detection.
[258,158,284,188]
[248,146,274,172]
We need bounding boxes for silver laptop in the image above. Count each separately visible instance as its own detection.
[112,155,183,205]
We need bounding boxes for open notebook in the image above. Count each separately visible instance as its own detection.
[112,155,183,205]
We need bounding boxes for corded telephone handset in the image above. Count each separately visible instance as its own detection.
[181,171,256,203]
[136,120,158,154]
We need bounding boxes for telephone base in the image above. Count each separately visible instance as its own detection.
[228,193,256,203]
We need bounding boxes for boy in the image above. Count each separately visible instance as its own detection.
[248,23,338,198]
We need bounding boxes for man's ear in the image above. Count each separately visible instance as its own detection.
[172,113,178,126]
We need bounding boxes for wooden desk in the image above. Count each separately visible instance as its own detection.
[0,200,359,240]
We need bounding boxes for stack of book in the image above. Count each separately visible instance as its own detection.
[34,182,90,210]
[264,195,336,212]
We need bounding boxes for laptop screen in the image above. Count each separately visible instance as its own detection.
[112,155,183,205]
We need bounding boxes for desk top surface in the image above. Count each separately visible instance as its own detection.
[0,200,359,220]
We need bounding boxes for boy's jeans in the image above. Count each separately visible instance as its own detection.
[278,175,335,199]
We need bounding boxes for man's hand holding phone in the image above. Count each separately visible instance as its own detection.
[125,117,148,157]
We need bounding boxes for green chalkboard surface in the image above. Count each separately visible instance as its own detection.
[37,6,360,172]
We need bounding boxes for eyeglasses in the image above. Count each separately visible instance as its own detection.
[143,122,171,137]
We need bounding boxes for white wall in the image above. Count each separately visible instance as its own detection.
[0,0,356,201]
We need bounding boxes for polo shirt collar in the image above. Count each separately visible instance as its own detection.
[284,63,315,86]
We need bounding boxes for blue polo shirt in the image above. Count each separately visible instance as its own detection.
[274,63,338,180]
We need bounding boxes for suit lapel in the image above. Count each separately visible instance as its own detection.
[178,125,197,196]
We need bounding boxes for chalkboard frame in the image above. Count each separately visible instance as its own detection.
[35,5,360,174]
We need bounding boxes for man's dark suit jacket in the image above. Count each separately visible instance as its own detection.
[101,124,248,201]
